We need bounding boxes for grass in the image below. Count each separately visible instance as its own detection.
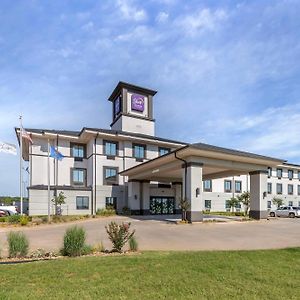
[0,249,299,299]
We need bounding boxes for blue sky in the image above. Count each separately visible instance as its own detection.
[0,0,300,195]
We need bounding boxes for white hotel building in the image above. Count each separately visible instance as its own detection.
[16,82,300,221]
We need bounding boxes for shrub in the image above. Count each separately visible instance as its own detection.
[122,207,131,215]
[81,244,93,255]
[19,216,29,226]
[129,236,138,252]
[7,231,29,258]
[106,222,135,253]
[62,226,87,257]
[8,215,21,224]
[0,217,7,223]
[93,241,105,253]
[96,208,116,216]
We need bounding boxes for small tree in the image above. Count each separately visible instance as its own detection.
[179,197,190,221]
[51,192,66,215]
[237,191,250,215]
[227,197,240,212]
[106,222,135,253]
[272,197,284,208]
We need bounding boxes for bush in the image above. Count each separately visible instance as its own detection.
[129,236,138,252]
[106,222,135,253]
[8,215,21,224]
[0,217,7,223]
[81,244,93,255]
[96,208,116,216]
[122,207,131,215]
[62,226,87,257]
[19,216,29,226]
[7,231,29,258]
[93,241,105,253]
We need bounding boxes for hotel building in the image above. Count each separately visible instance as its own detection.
[16,82,300,221]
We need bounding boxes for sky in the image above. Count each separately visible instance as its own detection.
[0,0,300,195]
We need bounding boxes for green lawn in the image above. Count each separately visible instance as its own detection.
[0,249,299,299]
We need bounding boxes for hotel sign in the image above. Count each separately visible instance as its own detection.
[131,94,145,112]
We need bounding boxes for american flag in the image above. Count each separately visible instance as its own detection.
[21,127,33,144]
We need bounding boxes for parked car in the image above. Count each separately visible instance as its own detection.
[269,206,300,218]
[0,206,18,215]
[0,209,9,217]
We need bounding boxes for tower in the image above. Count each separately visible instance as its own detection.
[108,82,157,136]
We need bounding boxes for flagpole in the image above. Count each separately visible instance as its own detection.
[47,138,51,222]
[19,116,23,215]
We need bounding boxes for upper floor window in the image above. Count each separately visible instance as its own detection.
[224,180,232,193]
[103,167,118,185]
[276,183,282,194]
[267,182,272,194]
[71,143,86,159]
[267,167,272,178]
[104,140,118,157]
[288,170,294,180]
[235,181,242,193]
[159,147,170,156]
[133,144,146,160]
[76,196,89,210]
[277,168,283,179]
[288,184,294,195]
[298,171,300,180]
[72,168,86,186]
[203,180,212,192]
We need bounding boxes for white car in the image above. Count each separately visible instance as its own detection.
[269,206,300,218]
[0,206,18,215]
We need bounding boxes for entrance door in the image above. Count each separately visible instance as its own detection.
[150,197,175,215]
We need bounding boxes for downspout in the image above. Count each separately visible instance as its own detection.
[93,133,99,215]
[174,151,188,200]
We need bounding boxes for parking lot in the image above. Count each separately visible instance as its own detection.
[0,216,299,253]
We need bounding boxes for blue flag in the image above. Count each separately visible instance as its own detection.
[50,146,64,161]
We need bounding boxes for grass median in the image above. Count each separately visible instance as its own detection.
[0,248,299,299]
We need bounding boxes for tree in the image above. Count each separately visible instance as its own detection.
[237,191,250,215]
[179,197,190,221]
[51,192,66,215]
[227,197,240,212]
[272,197,284,208]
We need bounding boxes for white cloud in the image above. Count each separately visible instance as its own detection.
[116,0,147,22]
[81,21,94,31]
[176,8,228,35]
[156,11,169,23]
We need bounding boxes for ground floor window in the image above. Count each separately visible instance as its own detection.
[225,200,231,211]
[267,201,272,209]
[106,197,117,209]
[76,196,89,210]
[205,200,211,210]
[288,201,293,207]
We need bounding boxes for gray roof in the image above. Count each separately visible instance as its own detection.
[191,142,285,162]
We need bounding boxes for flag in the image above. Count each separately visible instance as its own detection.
[0,142,17,155]
[50,146,64,161]
[21,127,33,144]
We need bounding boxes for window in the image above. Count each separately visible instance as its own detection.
[298,185,300,196]
[72,168,86,186]
[288,201,293,207]
[71,143,86,159]
[298,201,300,207]
[133,144,146,160]
[159,147,170,156]
[267,182,272,194]
[288,184,293,195]
[277,168,282,179]
[203,180,212,192]
[76,196,89,210]
[268,167,272,178]
[235,181,242,193]
[276,183,282,194]
[288,170,294,180]
[103,167,118,185]
[267,201,272,209]
[225,200,231,211]
[205,200,211,210]
[224,180,232,193]
[298,171,300,180]
[106,197,117,209]
[235,202,241,212]
[104,140,118,157]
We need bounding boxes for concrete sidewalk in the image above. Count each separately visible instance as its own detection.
[0,216,299,254]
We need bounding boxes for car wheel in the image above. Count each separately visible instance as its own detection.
[270,212,275,217]
[289,213,295,218]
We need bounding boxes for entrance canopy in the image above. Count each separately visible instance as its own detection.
[121,143,285,182]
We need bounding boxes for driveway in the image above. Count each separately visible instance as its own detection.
[0,216,299,254]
